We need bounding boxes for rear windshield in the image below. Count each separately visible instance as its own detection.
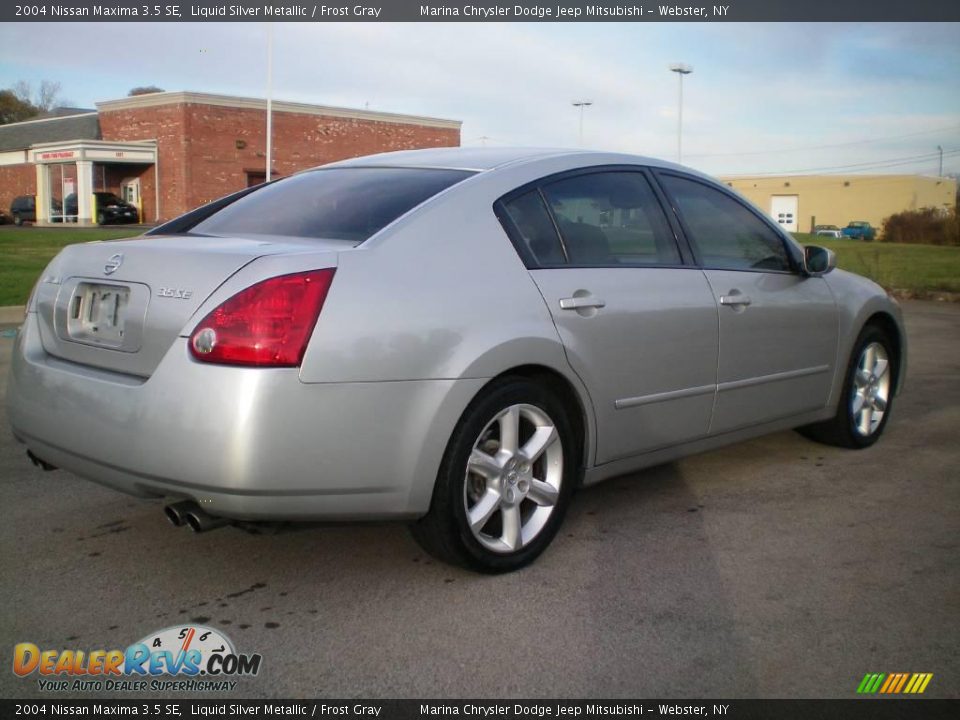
[190,167,474,242]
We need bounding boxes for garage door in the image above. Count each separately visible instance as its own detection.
[770,195,799,232]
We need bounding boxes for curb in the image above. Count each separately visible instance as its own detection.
[889,289,960,303]
[0,306,25,325]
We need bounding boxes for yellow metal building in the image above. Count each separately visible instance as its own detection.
[720,174,957,235]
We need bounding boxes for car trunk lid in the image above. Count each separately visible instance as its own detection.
[33,234,352,378]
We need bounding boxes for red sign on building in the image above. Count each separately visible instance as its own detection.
[38,151,76,160]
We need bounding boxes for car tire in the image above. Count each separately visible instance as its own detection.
[13,214,22,226]
[798,324,897,449]
[410,376,578,573]
[97,212,107,225]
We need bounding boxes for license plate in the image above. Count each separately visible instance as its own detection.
[66,282,130,346]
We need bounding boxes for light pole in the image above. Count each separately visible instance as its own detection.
[937,145,943,176]
[265,23,274,182]
[668,63,693,163]
[572,100,592,146]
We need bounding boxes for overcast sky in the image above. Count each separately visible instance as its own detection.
[1,22,958,176]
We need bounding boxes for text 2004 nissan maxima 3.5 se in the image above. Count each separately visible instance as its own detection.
[6,148,906,572]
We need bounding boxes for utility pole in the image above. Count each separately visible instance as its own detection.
[938,145,943,177]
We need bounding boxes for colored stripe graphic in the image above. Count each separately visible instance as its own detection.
[857,672,933,694]
[894,673,909,693]
[857,673,885,694]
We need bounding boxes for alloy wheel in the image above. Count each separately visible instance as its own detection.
[463,403,563,554]
[851,341,891,437]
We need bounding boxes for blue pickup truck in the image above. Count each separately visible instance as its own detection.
[842,221,877,241]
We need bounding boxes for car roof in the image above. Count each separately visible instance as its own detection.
[324,147,686,173]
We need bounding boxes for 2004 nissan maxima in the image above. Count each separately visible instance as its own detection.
[6,148,906,572]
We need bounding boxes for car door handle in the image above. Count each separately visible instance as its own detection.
[559,296,606,310]
[719,294,752,307]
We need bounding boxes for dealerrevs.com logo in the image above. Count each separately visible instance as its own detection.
[13,625,262,692]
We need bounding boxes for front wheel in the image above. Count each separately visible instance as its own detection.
[799,325,896,448]
[13,214,23,226]
[410,377,578,573]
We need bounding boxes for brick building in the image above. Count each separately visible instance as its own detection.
[0,91,461,225]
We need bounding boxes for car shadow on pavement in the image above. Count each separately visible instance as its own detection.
[557,462,761,697]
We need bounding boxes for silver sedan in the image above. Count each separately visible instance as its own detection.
[6,148,906,572]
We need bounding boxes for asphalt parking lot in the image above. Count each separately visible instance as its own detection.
[0,301,957,700]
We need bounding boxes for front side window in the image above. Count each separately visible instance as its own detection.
[190,167,474,242]
[659,174,793,272]
[539,172,681,266]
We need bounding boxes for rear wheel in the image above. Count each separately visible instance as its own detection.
[799,324,896,448]
[410,377,577,573]
[13,214,22,226]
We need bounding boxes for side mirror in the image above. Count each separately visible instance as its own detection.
[803,245,836,277]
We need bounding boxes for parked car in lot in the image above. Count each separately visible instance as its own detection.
[10,195,62,225]
[843,220,877,241]
[64,192,140,224]
[813,224,843,239]
[6,148,906,572]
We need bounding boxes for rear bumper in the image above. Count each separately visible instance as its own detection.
[6,314,484,520]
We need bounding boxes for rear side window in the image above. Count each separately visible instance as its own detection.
[660,174,793,272]
[190,167,474,242]
[501,190,567,265]
[540,172,681,266]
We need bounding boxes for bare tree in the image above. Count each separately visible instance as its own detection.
[36,80,63,111]
[11,79,67,112]
[11,80,31,104]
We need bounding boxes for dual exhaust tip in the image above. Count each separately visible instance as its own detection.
[164,500,228,533]
[26,450,226,534]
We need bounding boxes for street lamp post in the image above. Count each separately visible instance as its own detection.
[265,23,274,182]
[668,63,693,163]
[572,100,593,146]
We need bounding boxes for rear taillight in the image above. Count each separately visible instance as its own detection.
[189,268,335,367]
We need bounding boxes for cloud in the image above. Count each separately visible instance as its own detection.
[0,21,957,175]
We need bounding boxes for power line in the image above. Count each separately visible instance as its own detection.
[686,123,960,159]
[724,149,960,177]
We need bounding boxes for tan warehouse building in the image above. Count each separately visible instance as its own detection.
[721,174,957,235]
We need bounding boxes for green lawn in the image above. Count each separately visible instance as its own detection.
[0,227,957,307]
[0,227,142,306]
[793,234,960,294]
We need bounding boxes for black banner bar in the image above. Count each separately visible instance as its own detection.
[2,700,959,719]
[3,0,960,23]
